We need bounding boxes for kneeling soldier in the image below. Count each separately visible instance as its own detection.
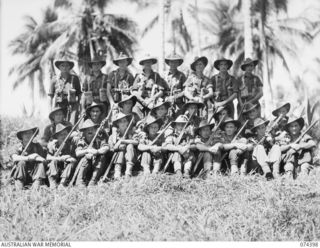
[108,113,138,179]
[72,119,109,186]
[10,125,46,190]
[280,115,316,179]
[138,116,164,175]
[46,124,77,188]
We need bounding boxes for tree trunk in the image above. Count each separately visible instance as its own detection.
[243,0,253,58]
[159,0,166,74]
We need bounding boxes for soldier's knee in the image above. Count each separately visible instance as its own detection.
[284,162,294,172]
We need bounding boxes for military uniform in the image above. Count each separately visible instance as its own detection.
[107,69,134,103]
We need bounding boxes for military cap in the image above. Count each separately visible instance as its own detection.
[49,107,67,121]
[17,125,38,140]
[165,53,183,66]
[88,55,106,68]
[251,118,270,132]
[85,102,106,116]
[79,119,99,132]
[214,57,233,70]
[139,54,157,65]
[240,58,259,71]
[113,52,133,66]
[284,115,305,131]
[54,55,75,70]
[51,123,72,139]
[190,56,208,71]
[194,120,215,135]
[220,117,241,130]
[118,95,137,108]
[272,102,291,117]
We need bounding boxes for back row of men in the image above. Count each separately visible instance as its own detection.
[9,52,317,190]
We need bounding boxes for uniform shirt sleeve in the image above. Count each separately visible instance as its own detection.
[230,76,239,93]
[71,75,82,97]
[41,124,53,142]
[48,77,56,97]
[255,75,263,87]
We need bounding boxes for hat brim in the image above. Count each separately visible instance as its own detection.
[55,60,75,70]
[139,58,157,65]
[112,115,132,127]
[85,103,106,116]
[79,123,100,132]
[17,127,38,140]
[240,60,259,71]
[214,59,233,70]
[195,123,215,135]
[243,103,259,114]
[190,57,208,71]
[88,61,106,68]
[49,107,67,121]
[118,96,137,108]
[151,102,171,115]
[182,102,205,112]
[114,57,133,66]
[144,118,163,132]
[272,103,291,117]
[285,117,305,131]
[165,58,183,66]
[52,125,72,139]
[221,120,241,130]
[252,120,270,132]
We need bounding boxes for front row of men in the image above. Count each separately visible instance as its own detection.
[10,98,317,190]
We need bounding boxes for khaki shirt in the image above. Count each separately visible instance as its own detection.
[238,73,262,101]
[48,74,81,102]
[82,72,107,102]
[210,73,239,101]
[184,72,211,98]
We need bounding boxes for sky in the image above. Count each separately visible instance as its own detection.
[1,0,320,118]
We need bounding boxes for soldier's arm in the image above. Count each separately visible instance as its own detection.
[247,86,263,104]
[298,139,316,150]
[138,143,152,151]
[120,139,139,146]
[106,74,115,106]
[222,143,238,151]
[97,144,110,155]
[218,93,237,106]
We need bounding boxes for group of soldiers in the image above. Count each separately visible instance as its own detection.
[9,52,318,190]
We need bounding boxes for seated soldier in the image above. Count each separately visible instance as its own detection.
[210,58,239,118]
[271,102,290,142]
[81,56,108,113]
[182,101,205,136]
[71,119,109,186]
[85,102,106,124]
[41,107,71,147]
[212,105,231,123]
[194,120,222,178]
[219,118,250,175]
[150,99,173,129]
[237,58,263,115]
[242,102,260,138]
[132,54,169,118]
[164,53,186,110]
[46,124,77,188]
[138,116,164,175]
[117,95,140,125]
[108,113,138,179]
[248,118,281,180]
[280,115,316,179]
[10,125,46,190]
[163,115,195,178]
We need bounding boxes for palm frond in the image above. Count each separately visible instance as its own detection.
[141,15,159,37]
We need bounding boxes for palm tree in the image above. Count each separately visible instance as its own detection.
[8,6,60,116]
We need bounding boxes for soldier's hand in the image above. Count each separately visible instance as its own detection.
[35,156,45,162]
[237,143,248,151]
[178,146,188,155]
[88,148,99,155]
[150,146,162,154]
[290,143,300,151]
[28,153,38,161]
[113,140,122,150]
[60,155,71,162]
[246,143,254,151]
[209,146,219,154]
[166,96,175,103]
[85,153,93,160]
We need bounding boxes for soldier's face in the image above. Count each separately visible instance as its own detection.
[57,130,69,144]
[219,109,228,120]
[219,61,228,72]
[245,64,254,73]
[278,107,288,116]
[118,118,129,132]
[200,126,211,139]
[122,100,133,113]
[169,61,179,70]
[248,108,258,120]
[53,111,65,123]
[155,105,168,118]
[59,62,71,73]
[288,121,301,136]
[90,107,102,122]
[225,123,237,136]
[143,61,153,70]
[21,131,34,144]
[187,105,198,116]
[148,123,160,136]
[195,61,205,73]
[92,62,103,72]
[175,123,185,132]
[84,127,96,141]
[118,60,128,69]
[256,124,266,137]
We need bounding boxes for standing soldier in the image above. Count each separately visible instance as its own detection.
[132,54,169,118]
[210,58,238,118]
[164,53,186,112]
[280,115,316,179]
[81,56,108,114]
[106,52,134,106]
[238,58,263,115]
[10,125,47,190]
[184,56,213,117]
[48,56,82,125]
[46,124,78,188]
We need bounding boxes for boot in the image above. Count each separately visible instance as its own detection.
[230,164,239,175]
[15,179,24,190]
[142,164,151,176]
[125,162,134,178]
[175,169,183,177]
[114,164,122,179]
[32,179,41,190]
[152,162,161,175]
[49,176,58,189]
[265,172,274,181]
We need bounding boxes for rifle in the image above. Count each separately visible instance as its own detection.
[102,116,135,181]
[192,115,227,176]
[283,119,319,160]
[162,112,195,173]
[21,128,39,156]
[258,114,284,145]
[53,114,86,157]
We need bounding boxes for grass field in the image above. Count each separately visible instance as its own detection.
[1,115,320,241]
[0,170,320,241]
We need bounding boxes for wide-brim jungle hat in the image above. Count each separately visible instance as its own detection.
[17,125,38,140]
[88,56,106,68]
[54,56,75,70]
[79,119,100,132]
[118,95,137,108]
[112,113,132,127]
[242,102,260,114]
[171,115,189,127]
[182,101,205,112]
[150,100,171,116]
[190,56,208,71]
[251,118,270,132]
[49,107,67,121]
[220,117,241,130]
[240,58,259,71]
[139,54,157,65]
[165,53,184,66]
[85,102,106,116]
[113,52,133,66]
[52,123,72,139]
[144,116,164,132]
[194,120,215,135]
[272,102,291,117]
[284,115,305,131]
[214,57,233,70]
